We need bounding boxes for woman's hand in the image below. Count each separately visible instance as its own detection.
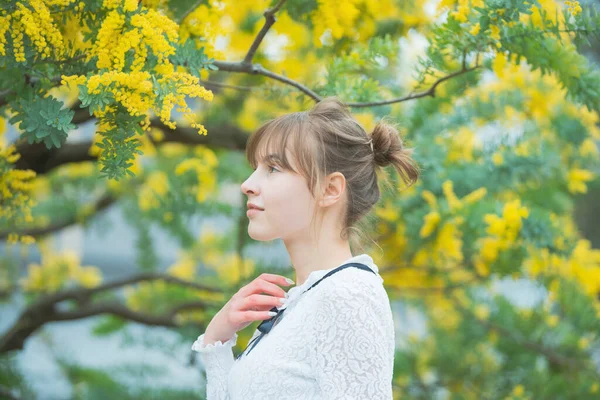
[203,273,294,345]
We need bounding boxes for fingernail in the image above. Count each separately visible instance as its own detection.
[284,292,289,298]
[285,278,295,285]
[268,311,277,317]
[280,297,287,304]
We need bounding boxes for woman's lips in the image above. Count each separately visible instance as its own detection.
[247,208,263,217]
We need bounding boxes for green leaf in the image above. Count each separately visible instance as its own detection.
[91,315,128,336]
[9,91,72,149]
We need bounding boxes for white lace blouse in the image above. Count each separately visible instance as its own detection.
[191,253,395,399]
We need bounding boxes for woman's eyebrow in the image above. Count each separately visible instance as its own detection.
[264,154,283,163]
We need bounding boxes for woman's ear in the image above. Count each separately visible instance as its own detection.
[318,172,346,208]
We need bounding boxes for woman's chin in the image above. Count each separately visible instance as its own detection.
[248,227,276,242]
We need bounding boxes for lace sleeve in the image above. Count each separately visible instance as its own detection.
[191,332,238,400]
[310,276,395,399]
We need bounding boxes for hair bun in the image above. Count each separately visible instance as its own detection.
[370,122,399,167]
[369,120,420,187]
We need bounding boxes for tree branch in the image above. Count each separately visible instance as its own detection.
[13,119,249,175]
[0,192,116,240]
[448,293,587,373]
[0,272,224,354]
[34,271,223,308]
[243,0,287,65]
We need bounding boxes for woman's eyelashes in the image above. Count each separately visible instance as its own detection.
[252,165,279,173]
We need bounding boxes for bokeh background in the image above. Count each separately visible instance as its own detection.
[1,0,600,399]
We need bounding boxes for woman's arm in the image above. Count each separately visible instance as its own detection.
[310,276,395,399]
[192,332,238,400]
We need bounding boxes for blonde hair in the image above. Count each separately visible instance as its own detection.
[245,96,420,253]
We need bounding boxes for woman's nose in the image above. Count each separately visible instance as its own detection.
[241,175,258,195]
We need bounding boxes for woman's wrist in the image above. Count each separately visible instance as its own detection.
[203,332,235,346]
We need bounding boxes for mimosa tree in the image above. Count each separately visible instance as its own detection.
[1,0,600,398]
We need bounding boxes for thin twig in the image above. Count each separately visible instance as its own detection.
[212,60,322,101]
[243,0,287,65]
[199,79,269,92]
[346,64,481,108]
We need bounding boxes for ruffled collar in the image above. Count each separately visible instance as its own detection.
[276,253,381,311]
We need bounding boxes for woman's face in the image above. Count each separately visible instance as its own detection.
[240,148,317,242]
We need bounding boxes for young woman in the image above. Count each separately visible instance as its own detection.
[191,97,420,399]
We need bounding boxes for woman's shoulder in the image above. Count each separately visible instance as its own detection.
[309,264,389,305]
[305,265,394,335]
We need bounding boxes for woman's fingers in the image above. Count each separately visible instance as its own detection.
[243,310,279,321]
[243,294,286,311]
[238,273,293,299]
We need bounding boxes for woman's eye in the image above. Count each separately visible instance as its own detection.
[268,165,279,173]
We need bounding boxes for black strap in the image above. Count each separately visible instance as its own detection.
[234,262,375,360]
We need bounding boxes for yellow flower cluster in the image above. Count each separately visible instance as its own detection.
[448,0,484,23]
[565,240,600,299]
[73,4,214,137]
[474,304,490,320]
[19,250,102,293]
[124,280,166,312]
[310,0,403,47]
[158,93,177,129]
[179,1,226,60]
[174,309,207,325]
[212,252,256,286]
[567,168,594,194]
[565,1,582,16]
[411,181,487,275]
[174,150,217,176]
[174,146,219,203]
[0,145,37,241]
[419,181,487,238]
[11,0,68,61]
[512,385,525,397]
[131,9,178,63]
[84,71,154,117]
[124,249,222,324]
[138,170,169,211]
[167,252,196,280]
[9,19,26,63]
[5,233,36,245]
[156,72,213,134]
[427,296,462,330]
[0,16,10,57]
[103,0,137,11]
[484,199,529,241]
[56,161,98,179]
[124,279,209,325]
[442,126,480,163]
[45,0,77,6]
[60,74,87,90]
[526,241,600,317]
[463,46,600,175]
[473,199,529,277]
[92,4,178,71]
[93,10,126,69]
[313,0,361,44]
